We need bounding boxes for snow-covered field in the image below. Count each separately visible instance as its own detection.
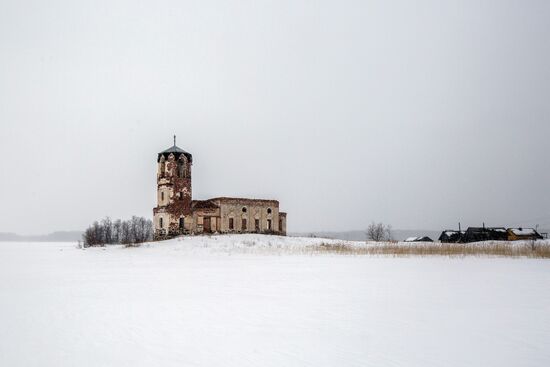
[1,235,549,367]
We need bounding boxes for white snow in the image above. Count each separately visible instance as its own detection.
[404,236,419,242]
[443,230,460,236]
[511,228,536,235]
[1,235,550,367]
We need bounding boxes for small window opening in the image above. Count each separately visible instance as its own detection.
[178,160,186,178]
[267,219,272,230]
[242,218,247,231]
[267,208,272,214]
[242,207,247,213]
[159,217,164,229]
[255,219,260,231]
[229,218,234,230]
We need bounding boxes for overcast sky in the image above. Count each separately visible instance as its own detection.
[1,0,549,235]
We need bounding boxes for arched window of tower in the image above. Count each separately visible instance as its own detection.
[159,156,166,177]
[178,157,186,178]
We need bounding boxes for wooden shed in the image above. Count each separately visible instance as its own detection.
[506,228,543,241]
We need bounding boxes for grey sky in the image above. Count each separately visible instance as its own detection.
[1,0,549,235]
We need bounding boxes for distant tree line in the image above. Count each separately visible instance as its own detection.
[83,216,153,247]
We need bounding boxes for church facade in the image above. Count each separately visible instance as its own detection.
[153,139,287,240]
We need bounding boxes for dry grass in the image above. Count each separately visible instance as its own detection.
[307,241,550,258]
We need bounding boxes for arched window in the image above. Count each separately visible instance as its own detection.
[159,217,164,229]
[242,207,247,213]
[178,157,186,178]
[267,208,272,214]
[179,217,184,229]
[159,156,166,177]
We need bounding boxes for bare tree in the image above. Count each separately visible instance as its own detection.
[120,220,131,245]
[92,221,104,245]
[130,216,142,244]
[83,220,104,247]
[130,216,153,245]
[112,219,122,243]
[141,218,153,243]
[101,217,113,244]
[366,222,392,241]
[385,224,393,241]
[83,226,96,247]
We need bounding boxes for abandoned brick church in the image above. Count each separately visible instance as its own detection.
[153,138,287,240]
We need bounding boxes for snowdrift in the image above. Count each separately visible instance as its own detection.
[112,234,550,258]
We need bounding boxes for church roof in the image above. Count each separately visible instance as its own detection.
[208,197,279,204]
[160,145,190,155]
[157,140,193,163]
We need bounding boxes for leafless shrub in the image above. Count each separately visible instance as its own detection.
[124,241,141,248]
[83,221,104,247]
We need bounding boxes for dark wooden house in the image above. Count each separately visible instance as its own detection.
[461,227,508,243]
[438,230,463,243]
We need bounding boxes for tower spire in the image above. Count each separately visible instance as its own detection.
[173,135,176,147]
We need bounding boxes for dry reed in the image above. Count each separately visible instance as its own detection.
[307,241,550,258]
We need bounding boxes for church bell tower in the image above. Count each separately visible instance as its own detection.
[153,136,193,239]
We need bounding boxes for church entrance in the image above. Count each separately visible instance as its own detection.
[179,217,184,232]
[203,217,211,233]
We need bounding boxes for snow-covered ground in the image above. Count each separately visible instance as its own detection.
[1,235,549,367]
